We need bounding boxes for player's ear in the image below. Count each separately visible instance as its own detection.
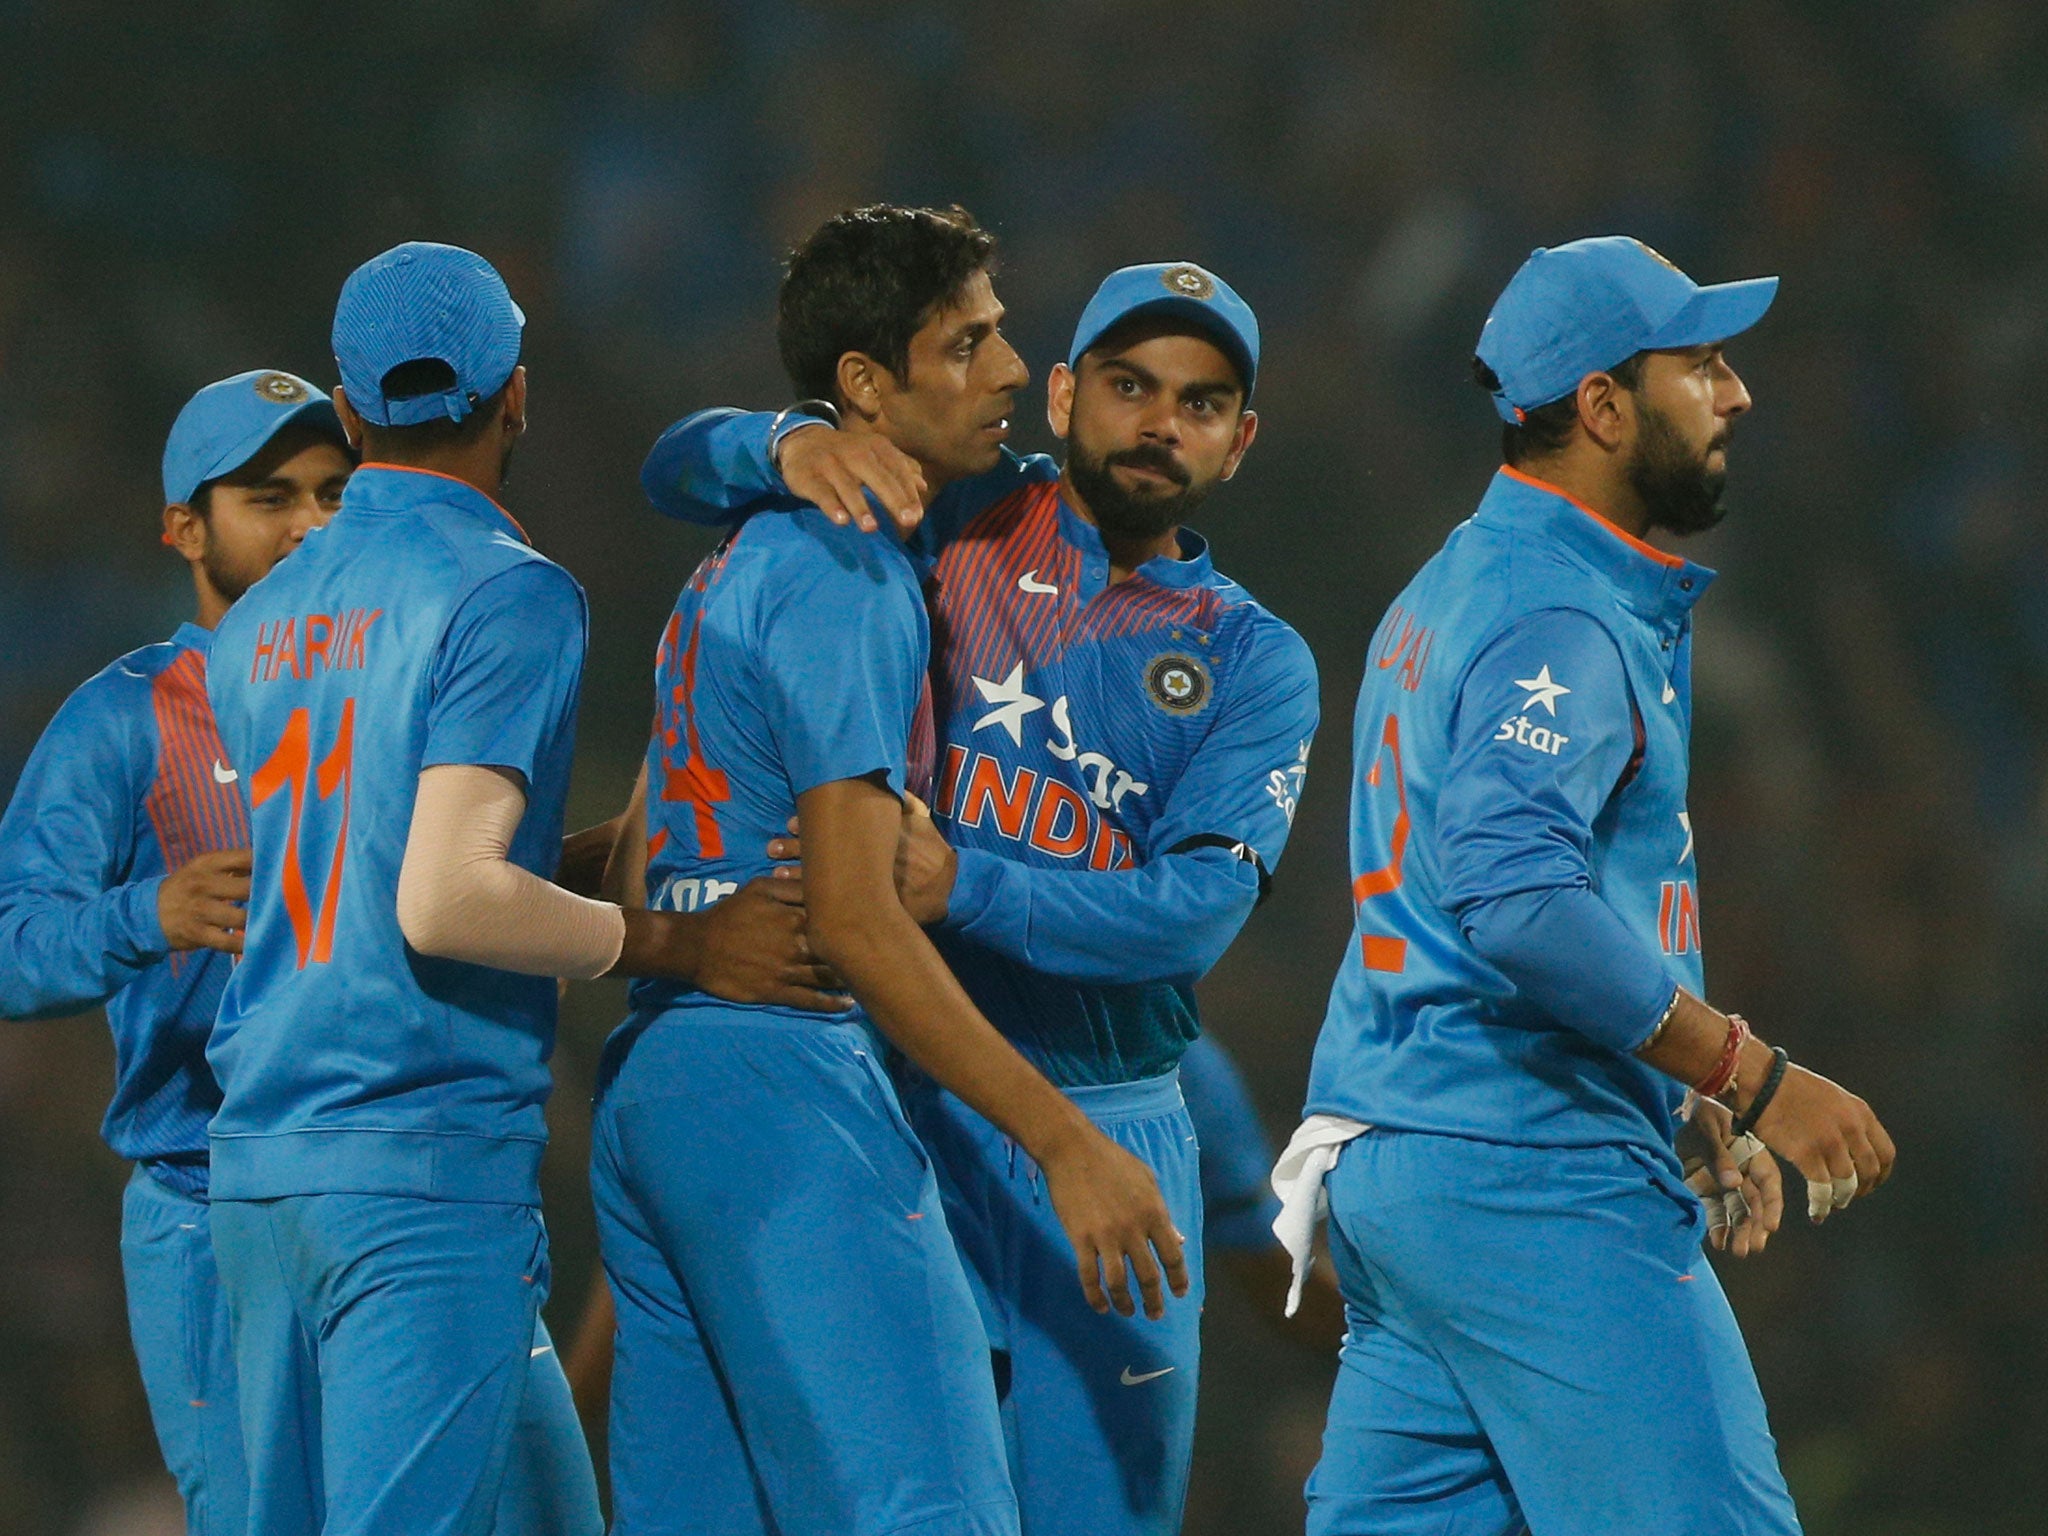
[1220,407,1258,481]
[1046,362,1076,441]
[837,352,883,423]
[162,502,206,562]
[499,366,529,437]
[1576,371,1631,453]
[331,386,367,451]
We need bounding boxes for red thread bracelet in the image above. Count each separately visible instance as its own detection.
[1694,1013,1750,1100]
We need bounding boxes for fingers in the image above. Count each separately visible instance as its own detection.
[1077,1250,1109,1316]
[748,874,805,905]
[192,922,243,955]
[766,835,803,862]
[1156,1224,1190,1299]
[1749,1148,1784,1238]
[1100,1248,1135,1318]
[766,982,854,1013]
[1123,1240,1166,1321]
[903,793,930,819]
[1864,1113,1897,1193]
[819,461,879,531]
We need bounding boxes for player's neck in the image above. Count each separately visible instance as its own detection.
[366,444,508,502]
[1056,472,1179,582]
[192,580,228,631]
[1516,452,1653,541]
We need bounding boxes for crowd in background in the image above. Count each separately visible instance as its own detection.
[2,2,2045,1531]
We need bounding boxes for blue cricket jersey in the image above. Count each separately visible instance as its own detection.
[0,624,245,1194]
[630,506,933,1020]
[1306,465,1710,1158]
[643,412,1320,1087]
[205,465,588,1205]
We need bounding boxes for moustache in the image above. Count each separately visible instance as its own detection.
[1106,445,1190,487]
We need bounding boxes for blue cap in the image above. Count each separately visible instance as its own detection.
[1476,237,1778,424]
[161,370,346,505]
[1068,262,1260,398]
[331,242,525,427]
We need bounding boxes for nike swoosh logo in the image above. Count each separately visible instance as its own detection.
[530,1344,553,1358]
[1119,1366,1175,1386]
[1017,570,1059,596]
[212,760,239,784]
[1661,683,1677,705]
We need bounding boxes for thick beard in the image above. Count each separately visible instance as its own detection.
[1064,440,1212,544]
[1628,401,1729,537]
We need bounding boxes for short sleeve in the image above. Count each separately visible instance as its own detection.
[424,560,589,788]
[757,525,927,798]
[1437,607,1638,916]
[1145,619,1320,872]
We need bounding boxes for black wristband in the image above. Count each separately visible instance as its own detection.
[1730,1045,1790,1138]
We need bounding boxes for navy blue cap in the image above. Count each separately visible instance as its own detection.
[1069,262,1260,398]
[1476,237,1778,424]
[332,242,525,427]
[162,370,346,505]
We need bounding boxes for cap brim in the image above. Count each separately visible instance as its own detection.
[1642,275,1778,351]
[1071,296,1257,396]
[184,398,348,501]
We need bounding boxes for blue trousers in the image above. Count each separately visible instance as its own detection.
[903,1070,1206,1536]
[209,1190,601,1536]
[1309,1131,1801,1536]
[590,1011,1018,1536]
[122,1166,248,1536]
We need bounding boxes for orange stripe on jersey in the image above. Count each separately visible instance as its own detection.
[1497,464,1684,570]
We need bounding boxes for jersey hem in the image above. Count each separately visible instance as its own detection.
[206,1128,544,1203]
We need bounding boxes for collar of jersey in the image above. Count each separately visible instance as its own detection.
[172,620,215,656]
[1484,465,1714,623]
[347,462,532,544]
[1054,493,1215,592]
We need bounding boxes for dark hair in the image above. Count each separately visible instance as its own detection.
[777,205,998,404]
[1474,352,1647,466]
[358,359,509,455]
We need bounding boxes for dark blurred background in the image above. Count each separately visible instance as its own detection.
[2,1,2043,1531]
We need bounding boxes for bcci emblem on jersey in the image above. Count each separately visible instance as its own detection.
[254,371,309,404]
[1145,653,1212,716]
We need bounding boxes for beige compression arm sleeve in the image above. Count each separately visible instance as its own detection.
[395,764,627,979]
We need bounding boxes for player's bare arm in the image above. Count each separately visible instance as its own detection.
[1638,987,1895,1221]
[797,772,1189,1319]
[157,847,252,954]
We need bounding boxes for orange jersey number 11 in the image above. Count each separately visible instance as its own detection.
[1352,712,1411,973]
[249,700,356,968]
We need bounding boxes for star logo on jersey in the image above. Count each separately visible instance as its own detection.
[971,662,1046,747]
[1514,665,1570,716]
[1160,264,1214,299]
[1145,653,1212,716]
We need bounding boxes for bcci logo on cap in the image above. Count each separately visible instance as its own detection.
[1161,265,1215,300]
[254,372,308,404]
[1145,653,1212,716]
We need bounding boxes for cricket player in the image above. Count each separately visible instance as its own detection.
[593,205,1188,1536]
[1282,236,1898,1535]
[0,370,346,1534]
[642,248,1318,1536]
[201,243,827,1536]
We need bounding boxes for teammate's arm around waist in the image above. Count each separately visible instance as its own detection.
[800,772,1190,1320]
